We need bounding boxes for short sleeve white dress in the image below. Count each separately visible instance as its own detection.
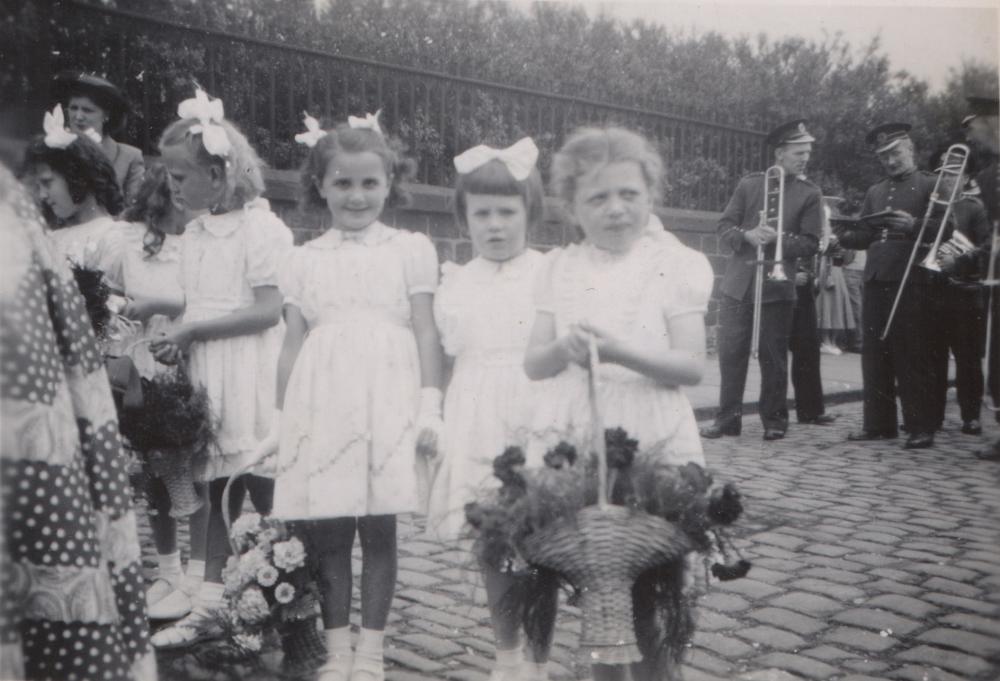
[425,249,544,540]
[272,222,439,520]
[527,224,713,467]
[179,198,293,480]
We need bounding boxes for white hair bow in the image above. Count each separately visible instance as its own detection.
[294,113,326,148]
[178,88,231,158]
[453,137,539,181]
[347,110,382,136]
[43,105,78,149]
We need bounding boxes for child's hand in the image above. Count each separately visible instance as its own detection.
[415,387,443,460]
[558,324,591,367]
[150,326,194,365]
[577,321,622,364]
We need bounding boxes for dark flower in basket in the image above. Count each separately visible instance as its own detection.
[119,370,216,453]
[493,446,527,489]
[71,265,112,339]
[707,483,742,525]
[543,442,577,470]
[605,427,638,469]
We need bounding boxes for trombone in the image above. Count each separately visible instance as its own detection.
[751,165,788,359]
[880,143,970,340]
[984,221,1000,412]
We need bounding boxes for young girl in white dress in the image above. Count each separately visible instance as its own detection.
[149,89,293,647]
[21,105,125,267]
[101,164,210,622]
[524,126,713,681]
[424,138,546,681]
[269,114,443,681]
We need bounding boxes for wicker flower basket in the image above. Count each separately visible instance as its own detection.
[148,448,204,518]
[279,617,326,676]
[517,339,693,665]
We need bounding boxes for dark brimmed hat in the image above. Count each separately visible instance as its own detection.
[866,123,911,154]
[961,95,999,128]
[52,71,130,132]
[766,119,815,147]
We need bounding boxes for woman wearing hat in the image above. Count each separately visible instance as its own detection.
[53,71,145,207]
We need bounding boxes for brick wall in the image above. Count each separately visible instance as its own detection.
[263,167,726,334]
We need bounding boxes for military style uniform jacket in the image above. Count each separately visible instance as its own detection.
[717,172,823,303]
[948,196,993,285]
[838,169,946,282]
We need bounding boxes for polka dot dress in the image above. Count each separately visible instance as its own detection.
[1,167,154,680]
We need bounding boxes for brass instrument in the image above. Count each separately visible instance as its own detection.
[984,223,1000,412]
[880,144,970,340]
[751,165,787,359]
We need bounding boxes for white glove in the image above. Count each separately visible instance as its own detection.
[415,387,443,460]
[250,408,281,476]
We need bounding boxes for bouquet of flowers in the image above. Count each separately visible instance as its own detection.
[117,368,216,517]
[465,428,747,675]
[222,513,324,674]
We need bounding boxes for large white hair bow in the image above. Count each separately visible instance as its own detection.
[347,110,382,136]
[294,113,326,148]
[453,137,539,181]
[178,88,231,158]
[43,105,78,149]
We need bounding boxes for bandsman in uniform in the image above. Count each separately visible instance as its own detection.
[927,145,991,437]
[961,96,1000,461]
[701,119,823,441]
[838,123,947,449]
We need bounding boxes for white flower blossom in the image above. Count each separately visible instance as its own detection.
[237,587,270,624]
[256,564,279,587]
[233,632,262,652]
[274,582,296,604]
[272,538,306,571]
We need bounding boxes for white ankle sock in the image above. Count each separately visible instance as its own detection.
[324,626,352,655]
[195,581,224,611]
[157,551,182,585]
[182,559,205,595]
[355,627,384,660]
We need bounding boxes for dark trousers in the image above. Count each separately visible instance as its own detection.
[716,294,795,430]
[860,279,938,435]
[790,282,825,421]
[931,285,985,424]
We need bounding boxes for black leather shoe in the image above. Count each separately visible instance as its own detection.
[799,413,837,425]
[700,422,741,439]
[904,432,935,449]
[847,430,898,441]
[962,420,982,435]
[763,428,785,441]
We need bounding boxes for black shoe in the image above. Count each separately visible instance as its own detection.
[904,432,935,449]
[763,428,786,441]
[799,413,837,425]
[962,420,982,435]
[847,430,898,441]
[701,422,741,439]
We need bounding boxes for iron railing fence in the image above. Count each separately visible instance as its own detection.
[10,0,768,211]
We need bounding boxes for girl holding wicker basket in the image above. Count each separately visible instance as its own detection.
[523,126,714,681]
[100,164,212,622]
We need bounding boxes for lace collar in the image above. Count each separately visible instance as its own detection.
[191,197,270,238]
[309,221,395,250]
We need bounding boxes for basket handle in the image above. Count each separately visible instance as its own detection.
[220,448,272,555]
[587,335,609,508]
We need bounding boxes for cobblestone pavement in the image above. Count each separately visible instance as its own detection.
[144,400,1000,680]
